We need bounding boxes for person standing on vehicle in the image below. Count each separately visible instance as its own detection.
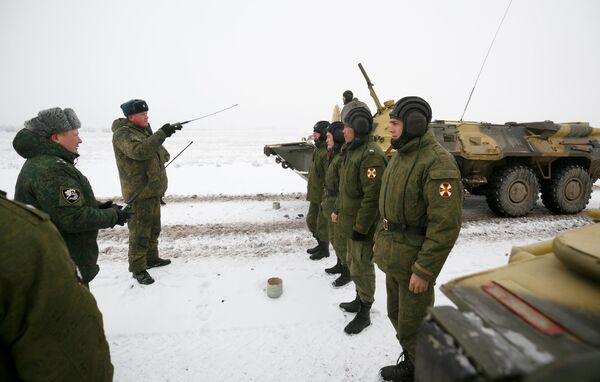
[321,121,352,287]
[332,106,387,334]
[13,107,129,286]
[112,99,180,285]
[0,190,113,381]
[340,90,370,123]
[306,120,330,260]
[374,97,463,382]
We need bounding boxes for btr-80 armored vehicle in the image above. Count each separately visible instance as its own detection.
[264,64,600,217]
[416,218,600,381]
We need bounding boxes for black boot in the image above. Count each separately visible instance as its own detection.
[147,257,171,269]
[380,352,414,381]
[339,292,361,312]
[306,242,320,254]
[325,258,342,274]
[332,265,352,287]
[133,270,155,285]
[344,300,372,334]
[309,240,330,260]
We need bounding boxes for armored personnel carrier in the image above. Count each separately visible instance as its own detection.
[264,64,600,217]
[416,219,600,382]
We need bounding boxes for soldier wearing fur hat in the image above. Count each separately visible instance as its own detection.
[374,97,462,382]
[321,121,352,287]
[13,107,130,286]
[306,120,331,260]
[112,99,180,285]
[332,106,387,335]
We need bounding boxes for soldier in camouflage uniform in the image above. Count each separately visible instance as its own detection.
[332,106,387,334]
[374,97,463,382]
[306,120,330,260]
[13,107,129,286]
[112,99,181,285]
[322,121,352,287]
[1,190,113,381]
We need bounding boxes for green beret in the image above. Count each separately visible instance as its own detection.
[120,99,149,116]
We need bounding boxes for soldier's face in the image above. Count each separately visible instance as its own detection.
[51,129,82,154]
[128,111,149,128]
[343,125,354,143]
[312,131,320,141]
[326,132,334,149]
[389,118,404,139]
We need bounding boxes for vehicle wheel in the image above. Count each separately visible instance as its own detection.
[486,165,539,217]
[541,164,591,214]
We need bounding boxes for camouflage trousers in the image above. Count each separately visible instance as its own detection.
[127,197,161,273]
[306,201,329,242]
[385,272,435,360]
[346,238,376,303]
[328,219,347,265]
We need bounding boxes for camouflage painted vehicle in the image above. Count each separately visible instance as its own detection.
[264,64,600,217]
[416,219,600,382]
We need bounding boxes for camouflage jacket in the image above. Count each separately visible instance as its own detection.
[336,139,387,239]
[373,129,463,282]
[13,129,118,282]
[0,192,113,381]
[112,118,170,201]
[322,150,344,217]
[306,140,328,203]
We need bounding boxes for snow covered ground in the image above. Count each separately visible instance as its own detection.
[1,126,599,381]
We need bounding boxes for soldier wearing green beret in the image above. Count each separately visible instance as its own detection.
[13,107,130,286]
[112,99,180,285]
[321,121,352,287]
[332,106,387,335]
[0,191,113,381]
[375,97,463,382]
[306,120,331,260]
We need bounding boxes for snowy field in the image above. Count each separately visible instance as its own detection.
[1,126,599,381]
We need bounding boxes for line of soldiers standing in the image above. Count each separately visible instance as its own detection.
[305,92,464,382]
[1,99,182,380]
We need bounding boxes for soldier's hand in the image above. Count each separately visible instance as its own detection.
[331,212,338,223]
[112,205,133,226]
[408,273,429,294]
[98,200,113,209]
[160,123,183,138]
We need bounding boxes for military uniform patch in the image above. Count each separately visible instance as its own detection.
[61,188,81,204]
[439,182,453,199]
[367,168,377,179]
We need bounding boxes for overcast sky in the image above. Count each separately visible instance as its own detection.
[1,0,599,132]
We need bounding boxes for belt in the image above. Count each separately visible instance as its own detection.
[382,219,427,236]
[327,190,338,197]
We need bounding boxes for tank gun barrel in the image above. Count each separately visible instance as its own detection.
[358,63,384,114]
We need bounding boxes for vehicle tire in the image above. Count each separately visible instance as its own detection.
[486,165,539,217]
[541,164,592,214]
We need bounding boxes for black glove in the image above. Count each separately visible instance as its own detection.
[112,205,133,226]
[352,230,368,242]
[160,123,183,137]
[98,200,113,209]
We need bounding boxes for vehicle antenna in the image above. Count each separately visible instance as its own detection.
[460,0,514,122]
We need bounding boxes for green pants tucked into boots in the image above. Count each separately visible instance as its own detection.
[306,201,329,242]
[346,238,375,303]
[329,220,347,265]
[385,273,435,359]
[128,197,162,273]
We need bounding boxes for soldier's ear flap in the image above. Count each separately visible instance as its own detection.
[405,111,428,137]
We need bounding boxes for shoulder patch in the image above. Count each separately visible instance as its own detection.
[61,187,81,204]
[439,182,453,199]
[367,168,377,179]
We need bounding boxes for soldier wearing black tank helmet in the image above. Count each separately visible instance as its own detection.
[374,97,463,382]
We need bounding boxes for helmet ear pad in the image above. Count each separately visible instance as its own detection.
[352,116,370,136]
[344,107,373,136]
[404,110,428,137]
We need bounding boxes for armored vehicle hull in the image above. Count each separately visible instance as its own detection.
[416,222,600,382]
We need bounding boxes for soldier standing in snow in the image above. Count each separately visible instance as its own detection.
[0,190,113,381]
[112,99,178,285]
[321,121,352,287]
[374,97,462,382]
[306,120,330,260]
[332,106,387,334]
[13,107,130,286]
